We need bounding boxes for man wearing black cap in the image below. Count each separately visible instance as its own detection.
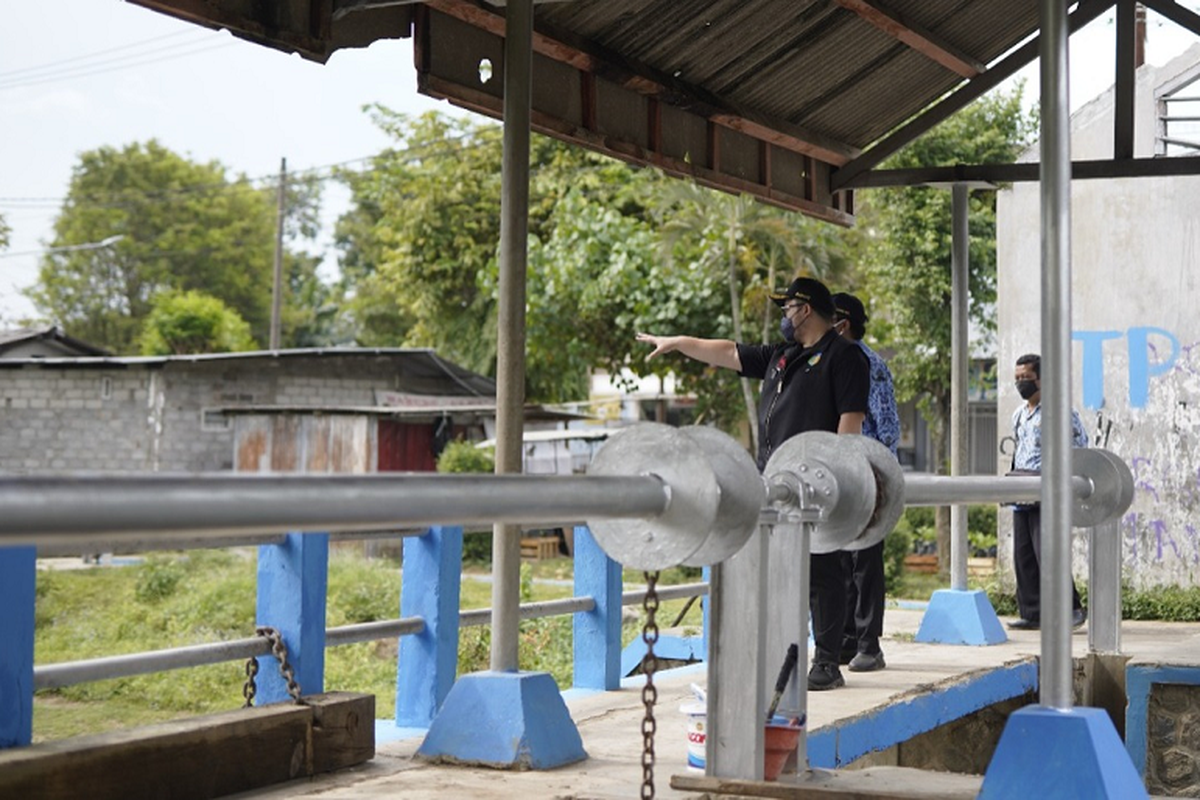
[831,292,899,673]
[637,275,870,690]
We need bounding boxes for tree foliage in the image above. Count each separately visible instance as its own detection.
[337,108,851,434]
[0,214,10,251]
[26,140,326,353]
[137,290,256,355]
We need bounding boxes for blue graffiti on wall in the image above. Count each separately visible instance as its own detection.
[1074,327,1180,409]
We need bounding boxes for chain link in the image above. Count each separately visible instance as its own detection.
[241,626,303,706]
[640,570,661,800]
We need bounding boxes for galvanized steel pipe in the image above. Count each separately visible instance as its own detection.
[0,474,669,547]
[902,473,1093,507]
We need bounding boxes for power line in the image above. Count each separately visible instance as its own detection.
[0,41,238,92]
[0,29,206,80]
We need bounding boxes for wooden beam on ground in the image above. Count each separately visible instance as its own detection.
[834,0,984,78]
[0,692,374,800]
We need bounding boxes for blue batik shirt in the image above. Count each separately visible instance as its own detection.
[857,340,900,457]
[1012,403,1088,471]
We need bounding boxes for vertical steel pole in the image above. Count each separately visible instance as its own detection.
[708,524,768,779]
[794,520,812,769]
[1088,519,1122,654]
[1039,0,1074,710]
[490,0,533,673]
[950,183,970,592]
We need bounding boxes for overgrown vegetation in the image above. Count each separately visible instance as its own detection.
[33,545,1200,744]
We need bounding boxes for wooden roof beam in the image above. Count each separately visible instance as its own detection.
[834,0,984,78]
[425,0,859,166]
[832,0,1115,191]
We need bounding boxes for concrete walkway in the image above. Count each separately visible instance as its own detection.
[232,608,1200,799]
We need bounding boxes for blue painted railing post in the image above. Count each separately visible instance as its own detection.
[396,525,463,728]
[572,524,623,690]
[256,532,329,703]
[0,547,36,748]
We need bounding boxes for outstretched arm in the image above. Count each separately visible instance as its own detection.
[635,332,742,371]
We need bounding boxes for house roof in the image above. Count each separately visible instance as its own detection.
[0,326,111,358]
[0,347,497,398]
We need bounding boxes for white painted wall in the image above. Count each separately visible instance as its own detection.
[997,44,1200,590]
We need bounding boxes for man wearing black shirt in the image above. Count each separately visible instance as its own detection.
[637,276,870,690]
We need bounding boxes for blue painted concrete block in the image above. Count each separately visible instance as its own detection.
[417,671,586,769]
[256,533,329,703]
[809,659,1037,768]
[396,526,463,728]
[0,547,36,748]
[1125,664,1200,777]
[572,526,623,690]
[980,706,1148,799]
[620,634,705,678]
[915,589,1006,645]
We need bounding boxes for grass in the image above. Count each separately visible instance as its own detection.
[34,548,1196,745]
[30,549,703,743]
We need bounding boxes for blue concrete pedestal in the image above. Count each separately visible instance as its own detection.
[416,671,587,769]
[979,706,1148,799]
[915,589,1006,645]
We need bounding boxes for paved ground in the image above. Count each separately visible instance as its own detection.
[230,608,1200,799]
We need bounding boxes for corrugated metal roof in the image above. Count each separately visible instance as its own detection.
[533,0,1040,151]
[0,347,497,397]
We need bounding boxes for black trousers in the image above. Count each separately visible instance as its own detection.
[810,551,847,666]
[1012,505,1083,622]
[841,539,885,655]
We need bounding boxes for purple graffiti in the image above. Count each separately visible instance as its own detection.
[1186,525,1200,566]
[1150,519,1182,562]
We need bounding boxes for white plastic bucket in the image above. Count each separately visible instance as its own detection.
[680,701,706,772]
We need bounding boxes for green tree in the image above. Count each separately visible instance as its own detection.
[26,140,324,353]
[137,290,256,355]
[0,214,10,250]
[851,86,1035,574]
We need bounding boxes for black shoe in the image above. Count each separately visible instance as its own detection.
[1072,608,1087,629]
[808,661,845,691]
[838,643,857,666]
[1007,618,1039,630]
[848,651,885,672]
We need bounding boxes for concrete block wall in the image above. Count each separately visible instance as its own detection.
[0,356,419,475]
[0,369,156,472]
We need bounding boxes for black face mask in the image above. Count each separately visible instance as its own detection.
[1016,379,1038,400]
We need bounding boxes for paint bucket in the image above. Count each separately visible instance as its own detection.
[763,717,803,781]
[680,701,707,772]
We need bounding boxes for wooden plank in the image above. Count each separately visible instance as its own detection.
[307,692,376,774]
[0,693,375,800]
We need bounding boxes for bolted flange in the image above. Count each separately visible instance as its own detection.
[586,423,763,571]
[839,435,906,552]
[763,431,877,554]
[1072,448,1135,527]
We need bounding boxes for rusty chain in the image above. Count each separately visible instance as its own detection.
[242,625,303,706]
[640,570,661,800]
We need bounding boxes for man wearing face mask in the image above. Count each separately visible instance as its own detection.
[1009,352,1088,630]
[830,292,899,672]
[637,276,869,690]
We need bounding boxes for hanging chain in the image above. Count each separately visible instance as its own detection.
[640,570,661,800]
[242,654,259,708]
[241,625,303,706]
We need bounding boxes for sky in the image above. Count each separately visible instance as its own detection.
[2,1,1198,325]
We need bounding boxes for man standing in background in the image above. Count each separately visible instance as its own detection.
[1009,352,1088,630]
[831,292,899,672]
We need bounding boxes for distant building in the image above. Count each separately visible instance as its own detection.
[0,326,110,359]
[0,348,505,474]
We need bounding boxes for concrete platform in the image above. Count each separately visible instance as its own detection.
[231,607,1200,799]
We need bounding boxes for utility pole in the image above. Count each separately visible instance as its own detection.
[270,157,287,350]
